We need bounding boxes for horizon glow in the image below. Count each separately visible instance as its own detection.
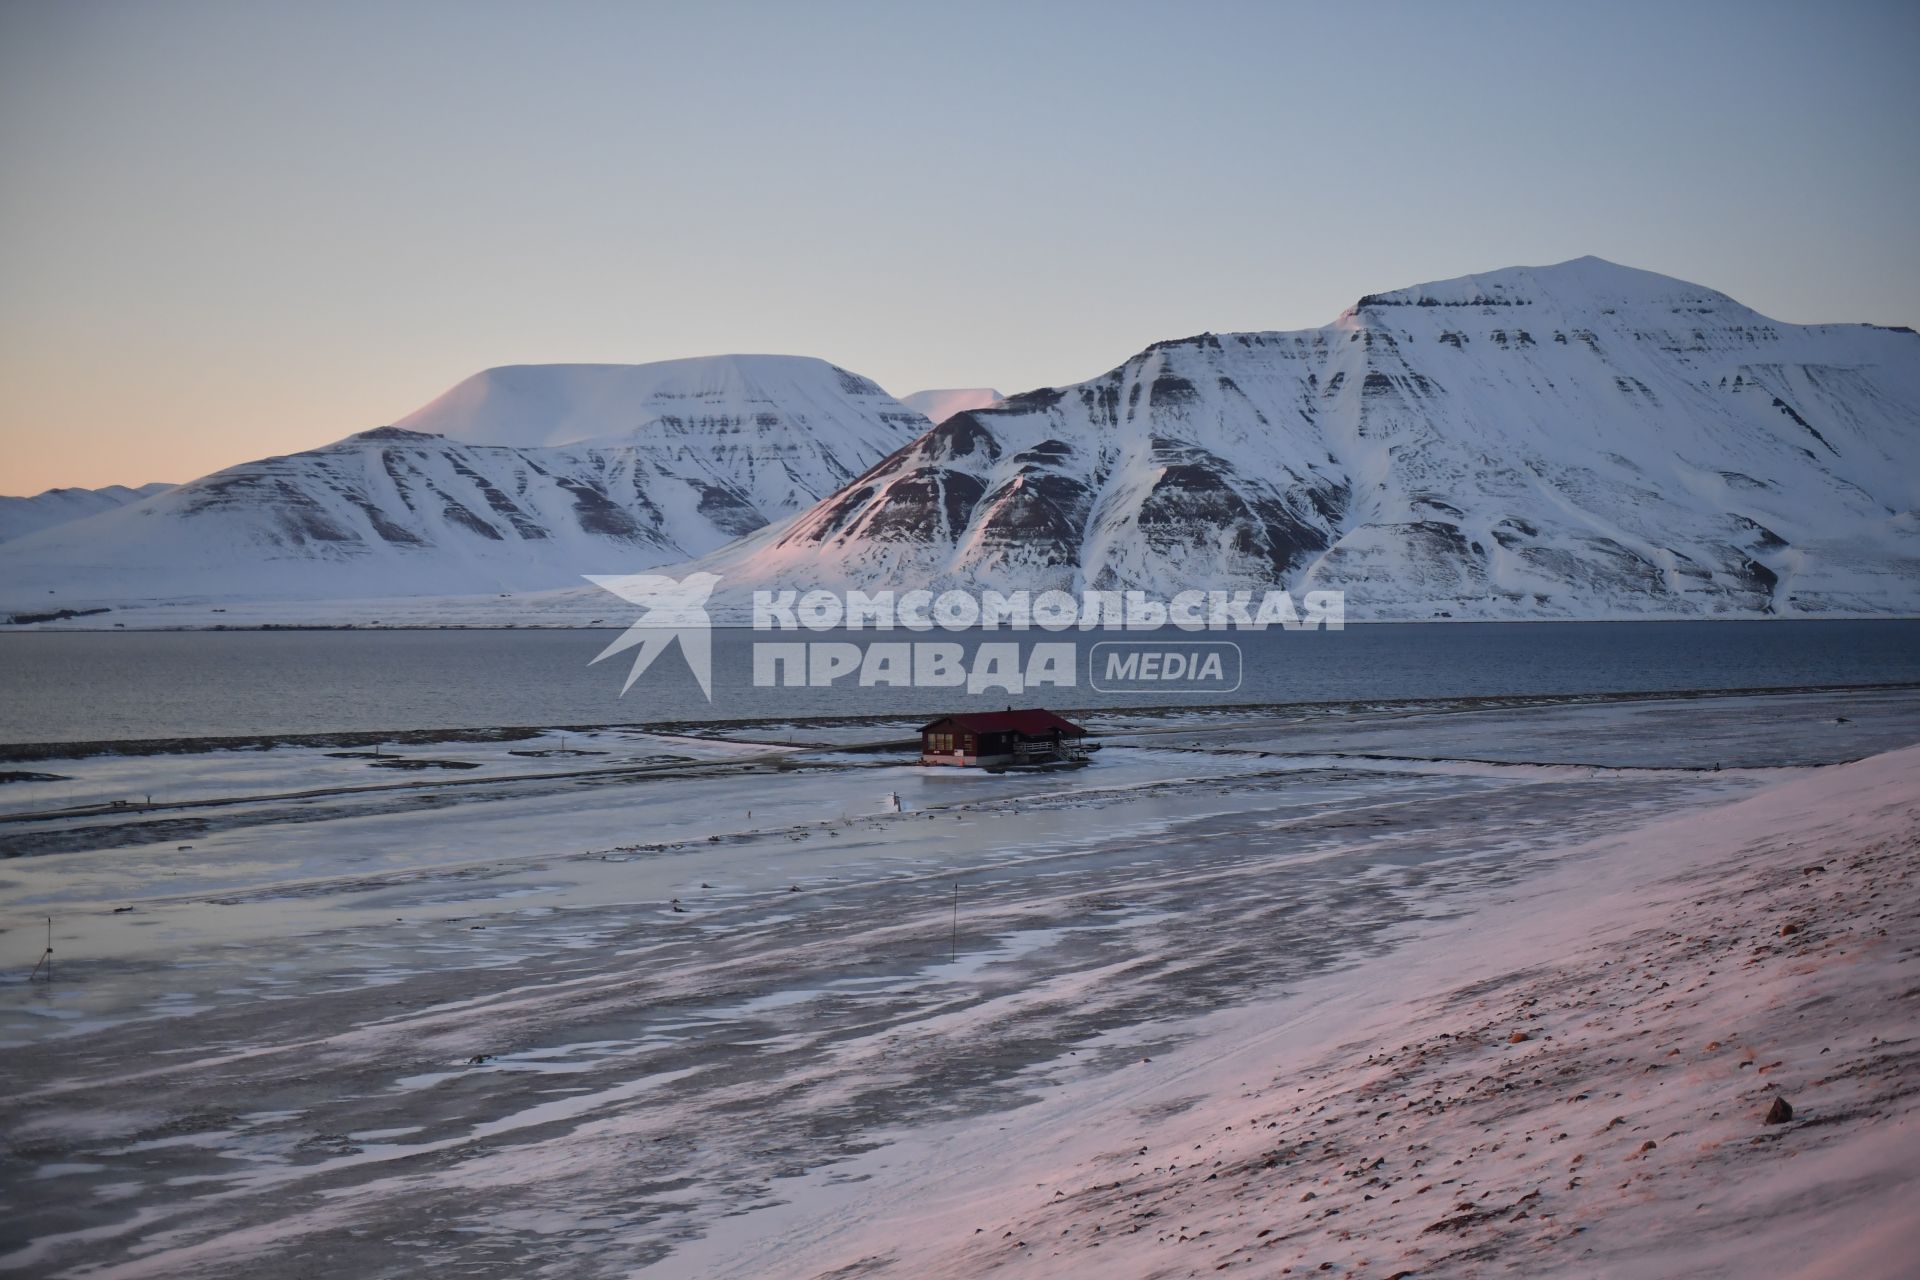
[2,0,1916,494]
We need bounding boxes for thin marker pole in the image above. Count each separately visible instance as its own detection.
[950,882,959,962]
[29,916,52,983]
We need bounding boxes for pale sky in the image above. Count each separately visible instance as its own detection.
[2,0,1915,495]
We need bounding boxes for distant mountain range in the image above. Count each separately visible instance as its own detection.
[3,259,1915,625]
[0,483,173,544]
[682,258,1920,620]
[0,355,928,607]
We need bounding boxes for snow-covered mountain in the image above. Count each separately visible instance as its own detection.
[695,258,1920,619]
[8,261,1914,626]
[395,356,927,514]
[898,388,1004,425]
[0,483,172,543]
[0,356,929,608]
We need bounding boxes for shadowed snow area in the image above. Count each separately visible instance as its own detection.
[0,688,1915,1277]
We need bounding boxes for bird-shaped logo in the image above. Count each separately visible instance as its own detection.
[584,572,722,699]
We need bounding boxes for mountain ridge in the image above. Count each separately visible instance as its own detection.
[675,257,1920,620]
[6,259,1915,624]
[0,483,175,544]
[0,356,931,607]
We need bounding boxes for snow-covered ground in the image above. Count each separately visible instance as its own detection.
[695,741,1920,1280]
[0,689,1914,1277]
[0,727,787,819]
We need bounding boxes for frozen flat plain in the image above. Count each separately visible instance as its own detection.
[0,688,1916,1277]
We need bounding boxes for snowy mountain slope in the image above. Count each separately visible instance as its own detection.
[0,357,928,608]
[0,483,172,543]
[898,388,1004,424]
[397,355,930,516]
[688,258,1920,619]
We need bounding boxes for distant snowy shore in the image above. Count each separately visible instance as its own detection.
[6,593,1919,630]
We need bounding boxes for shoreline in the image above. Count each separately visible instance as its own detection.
[6,680,1920,761]
[6,613,1920,633]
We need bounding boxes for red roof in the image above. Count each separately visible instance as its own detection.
[919,710,1087,737]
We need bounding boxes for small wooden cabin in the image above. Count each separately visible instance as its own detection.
[919,709,1089,768]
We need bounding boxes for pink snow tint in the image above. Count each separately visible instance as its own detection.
[898,388,1004,425]
[690,744,1920,1279]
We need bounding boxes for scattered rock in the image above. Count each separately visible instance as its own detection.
[1764,1097,1794,1125]
[1508,1031,1531,1044]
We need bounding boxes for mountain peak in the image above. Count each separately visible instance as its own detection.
[392,354,908,450]
[1354,257,1744,318]
[899,388,1004,424]
[695,258,1919,622]
[346,426,444,445]
[0,353,930,605]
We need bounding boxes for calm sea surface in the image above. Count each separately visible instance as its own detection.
[1,621,1917,746]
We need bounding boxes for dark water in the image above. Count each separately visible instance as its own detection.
[0,620,1916,746]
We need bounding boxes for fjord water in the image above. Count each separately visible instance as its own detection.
[1,620,1916,746]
